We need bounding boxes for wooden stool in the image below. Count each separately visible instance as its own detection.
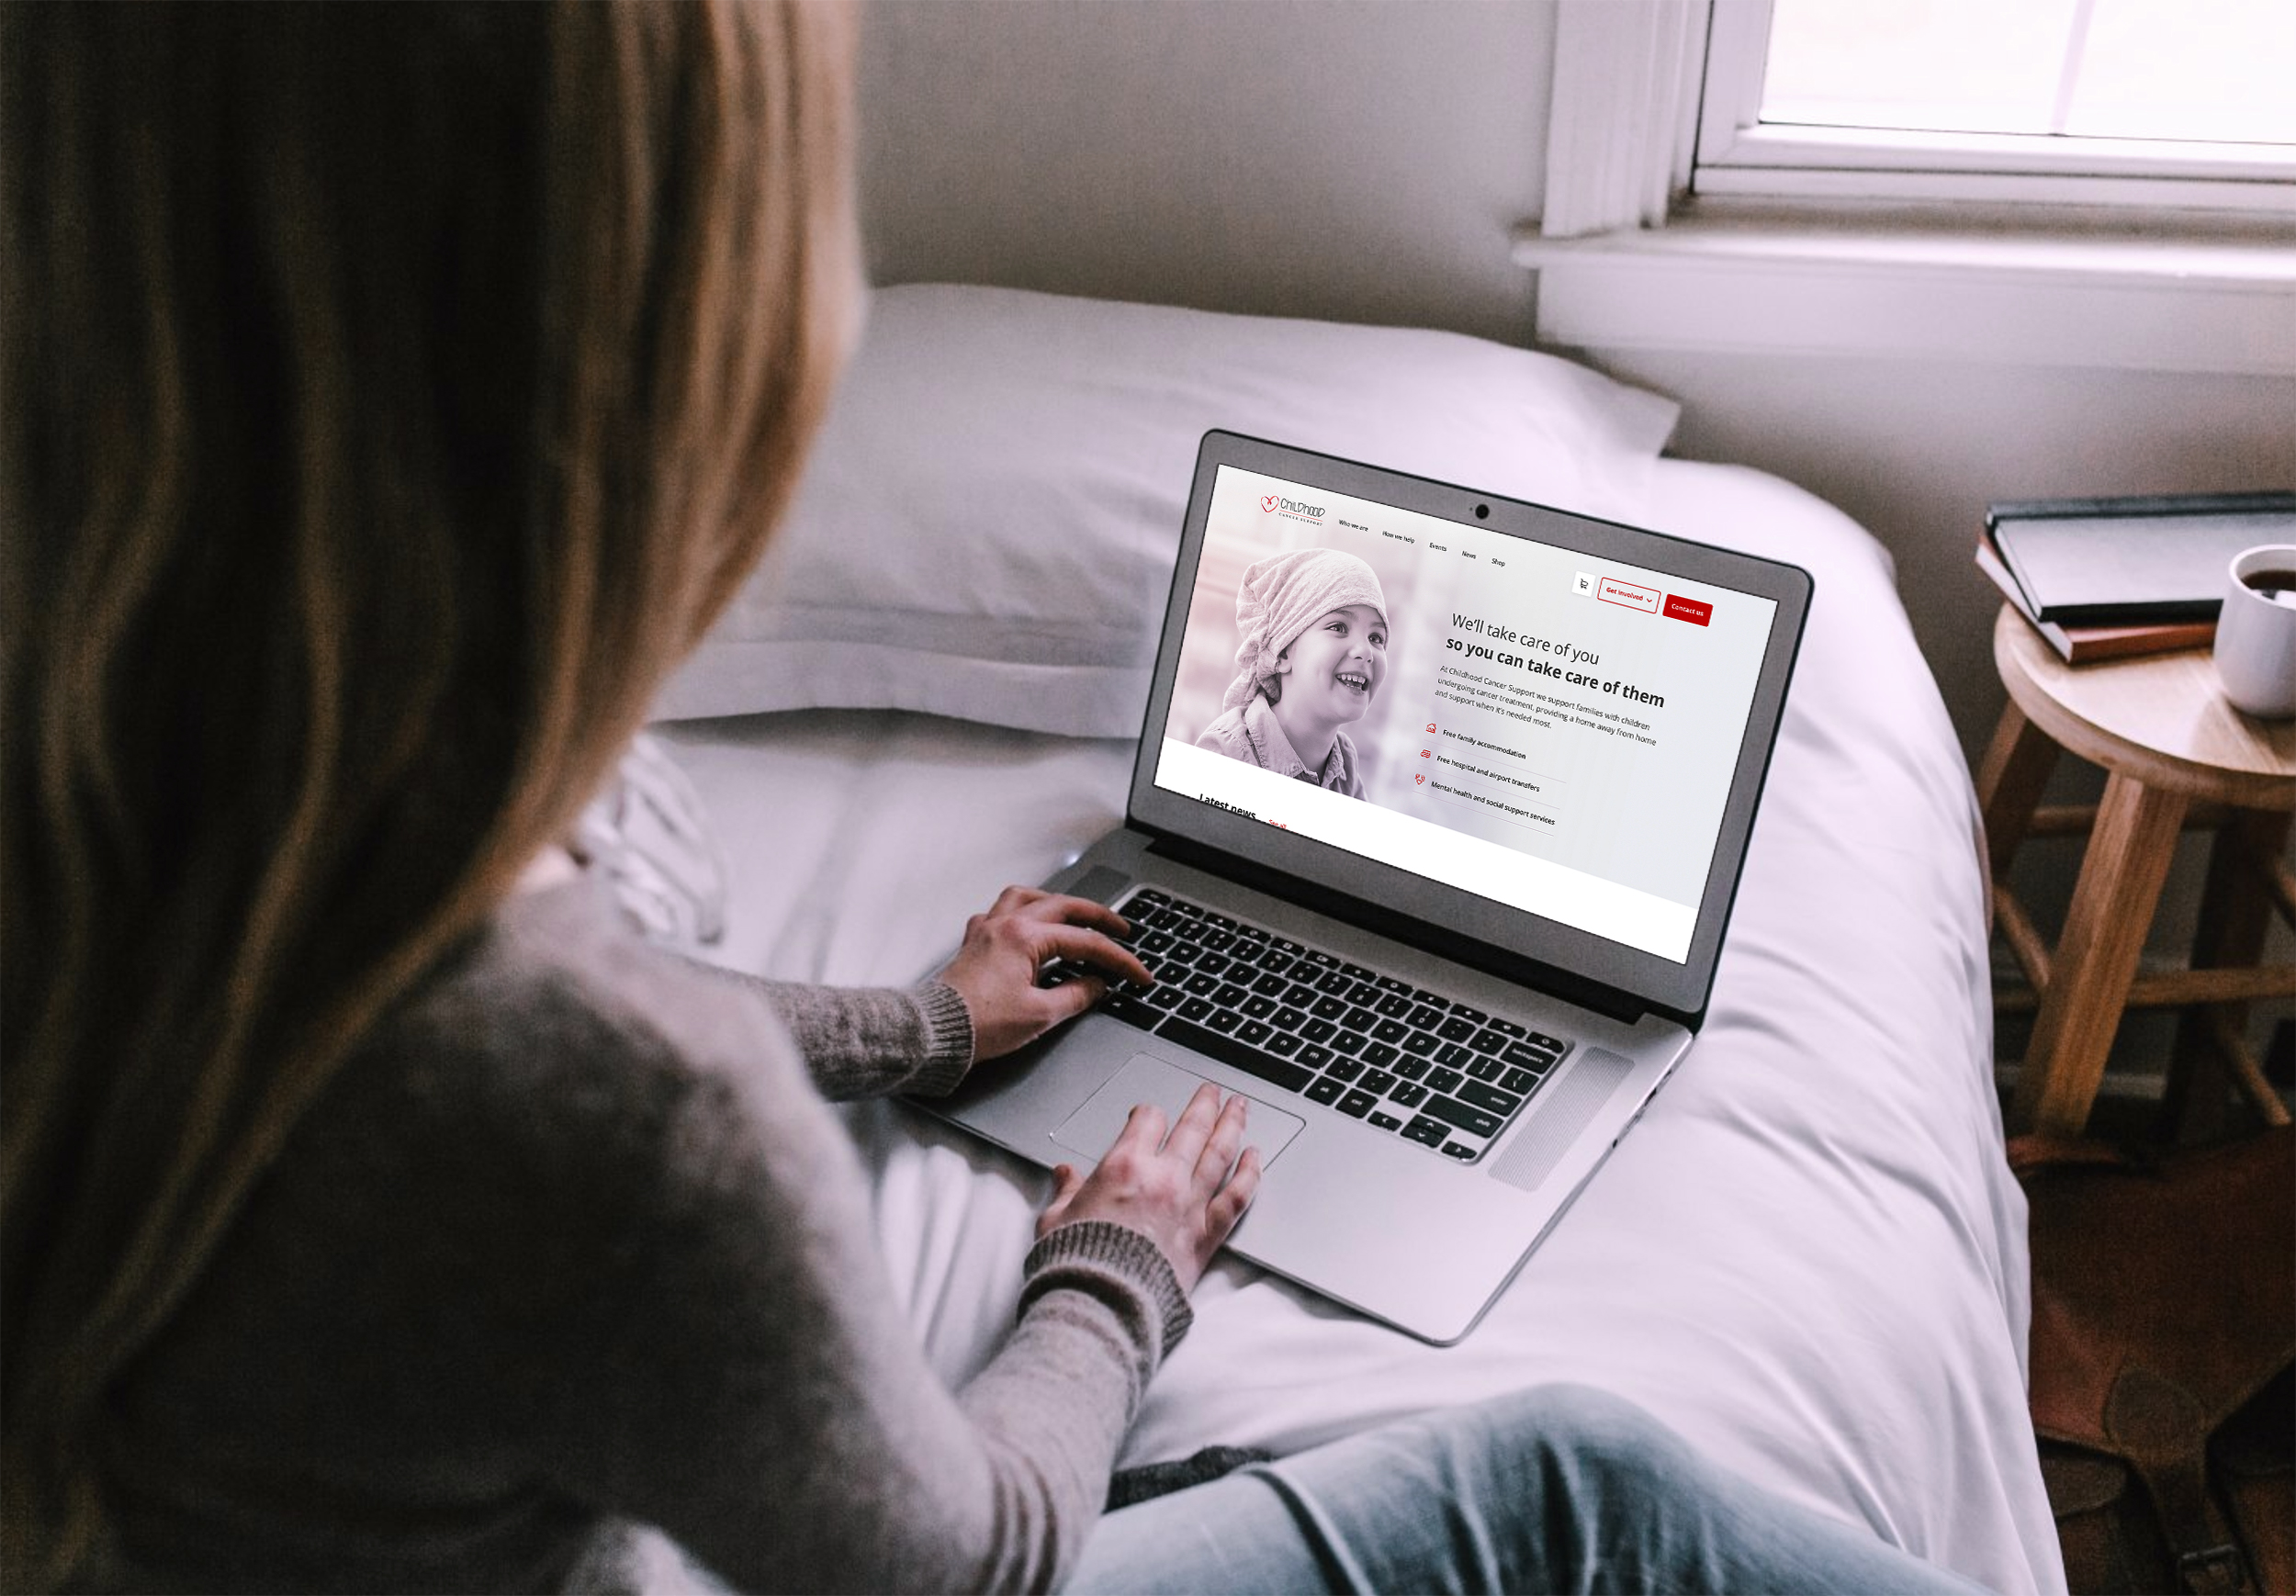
[1977,606,2296,1139]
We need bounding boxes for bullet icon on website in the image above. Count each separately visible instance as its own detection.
[1420,748,1431,758]
[1425,722,1436,733]
[1414,773,1425,784]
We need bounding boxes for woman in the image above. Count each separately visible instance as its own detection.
[3,6,1984,1592]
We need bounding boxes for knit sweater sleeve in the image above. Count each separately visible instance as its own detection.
[678,955,975,1099]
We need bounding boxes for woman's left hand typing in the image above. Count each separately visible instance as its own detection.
[937,886,1154,1062]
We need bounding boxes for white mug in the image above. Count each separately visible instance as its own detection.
[2213,544,2296,719]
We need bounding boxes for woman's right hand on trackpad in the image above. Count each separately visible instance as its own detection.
[1036,1083,1260,1294]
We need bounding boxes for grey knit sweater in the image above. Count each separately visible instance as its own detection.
[101,873,1191,1593]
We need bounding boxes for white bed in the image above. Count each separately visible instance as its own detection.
[647,287,2062,1595]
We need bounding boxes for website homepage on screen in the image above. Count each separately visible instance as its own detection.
[1154,466,1778,963]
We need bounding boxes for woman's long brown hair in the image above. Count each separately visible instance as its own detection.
[0,4,858,1583]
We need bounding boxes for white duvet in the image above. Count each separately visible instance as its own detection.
[658,458,2061,1596]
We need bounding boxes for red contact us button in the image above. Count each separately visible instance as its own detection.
[1662,593,1712,626]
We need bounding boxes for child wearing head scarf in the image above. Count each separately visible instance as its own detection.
[1197,547,1390,799]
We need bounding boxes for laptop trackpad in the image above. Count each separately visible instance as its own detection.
[1052,1055,1305,1167]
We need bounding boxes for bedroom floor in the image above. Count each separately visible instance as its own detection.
[1992,999,2294,1596]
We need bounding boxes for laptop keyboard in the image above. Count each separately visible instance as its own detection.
[1044,888,1574,1164]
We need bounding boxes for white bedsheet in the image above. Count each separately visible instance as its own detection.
[657,458,2061,1596]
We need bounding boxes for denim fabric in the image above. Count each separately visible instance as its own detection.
[1066,1384,1988,1595]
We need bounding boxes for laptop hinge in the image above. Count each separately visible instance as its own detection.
[1142,832,1660,1029]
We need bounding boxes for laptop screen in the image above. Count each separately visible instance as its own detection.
[1147,462,1781,966]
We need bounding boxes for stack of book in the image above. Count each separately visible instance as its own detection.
[1976,491,2296,664]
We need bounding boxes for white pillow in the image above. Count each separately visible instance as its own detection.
[652,285,1680,737]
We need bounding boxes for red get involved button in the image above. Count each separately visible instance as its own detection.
[1662,593,1712,626]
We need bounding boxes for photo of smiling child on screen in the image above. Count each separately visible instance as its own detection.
[1197,548,1390,799]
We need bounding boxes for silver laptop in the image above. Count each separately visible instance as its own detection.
[927,432,1810,1343]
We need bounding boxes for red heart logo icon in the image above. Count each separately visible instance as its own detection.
[1260,496,1278,512]
[1414,773,1425,784]
[1419,748,1431,758]
[1425,723,1436,733]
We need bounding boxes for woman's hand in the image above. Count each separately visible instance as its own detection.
[1037,1085,1261,1293]
[936,886,1155,1062]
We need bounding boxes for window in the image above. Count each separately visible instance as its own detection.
[1523,0,2296,375]
[1694,0,2296,213]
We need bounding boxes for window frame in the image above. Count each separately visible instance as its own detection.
[1693,0,2296,216]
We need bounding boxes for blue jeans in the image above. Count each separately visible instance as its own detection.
[1067,1385,1987,1594]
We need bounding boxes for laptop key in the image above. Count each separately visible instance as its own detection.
[1488,1017,1528,1038]
[1437,1016,1480,1043]
[1456,1080,1523,1117]
[1305,1077,1344,1105]
[1252,972,1289,997]
[1184,972,1220,997]
[1196,952,1232,978]
[1345,982,1381,1008]
[1449,1003,1490,1025]
[1407,1004,1446,1030]
[1283,982,1320,1008]
[1311,995,1349,1021]
[1272,937,1303,954]
[1257,951,1295,978]
[1156,1017,1315,1096]
[1272,1006,1307,1030]
[1372,1018,1409,1044]
[1238,1019,1274,1046]
[1329,1030,1367,1057]
[1337,1090,1379,1118]
[1208,1011,1243,1035]
[1469,1029,1508,1056]
[1402,1116,1450,1148]
[1374,993,1413,1019]
[1362,1042,1400,1069]
[1368,1111,1403,1131]
[1213,983,1249,1008]
[1425,1096,1502,1139]
[1374,975,1412,994]
[1324,1057,1365,1083]
[1501,1066,1539,1095]
[1426,1066,1466,1096]
[1314,971,1353,996]
[1467,1056,1504,1083]
[1267,1032,1303,1058]
[1441,1143,1480,1162]
[1300,1017,1337,1043]
[1342,1006,1379,1033]
[1401,1031,1439,1057]
[1340,961,1376,982]
[1299,1043,1334,1070]
[1435,1042,1476,1069]
[1527,1031,1566,1052]
[1145,985,1186,1011]
[1243,995,1276,1019]
[1501,1042,1560,1073]
[1389,1080,1429,1108]
[1392,1057,1430,1082]
[1101,994,1160,1028]
[1359,1068,1397,1096]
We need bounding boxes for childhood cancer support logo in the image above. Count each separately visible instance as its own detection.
[1261,494,1328,524]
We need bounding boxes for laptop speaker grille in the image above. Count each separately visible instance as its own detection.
[1490,1048,1636,1192]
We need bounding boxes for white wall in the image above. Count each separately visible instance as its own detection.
[858,0,1554,343]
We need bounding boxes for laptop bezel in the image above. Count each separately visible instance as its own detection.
[1123,431,1812,1027]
